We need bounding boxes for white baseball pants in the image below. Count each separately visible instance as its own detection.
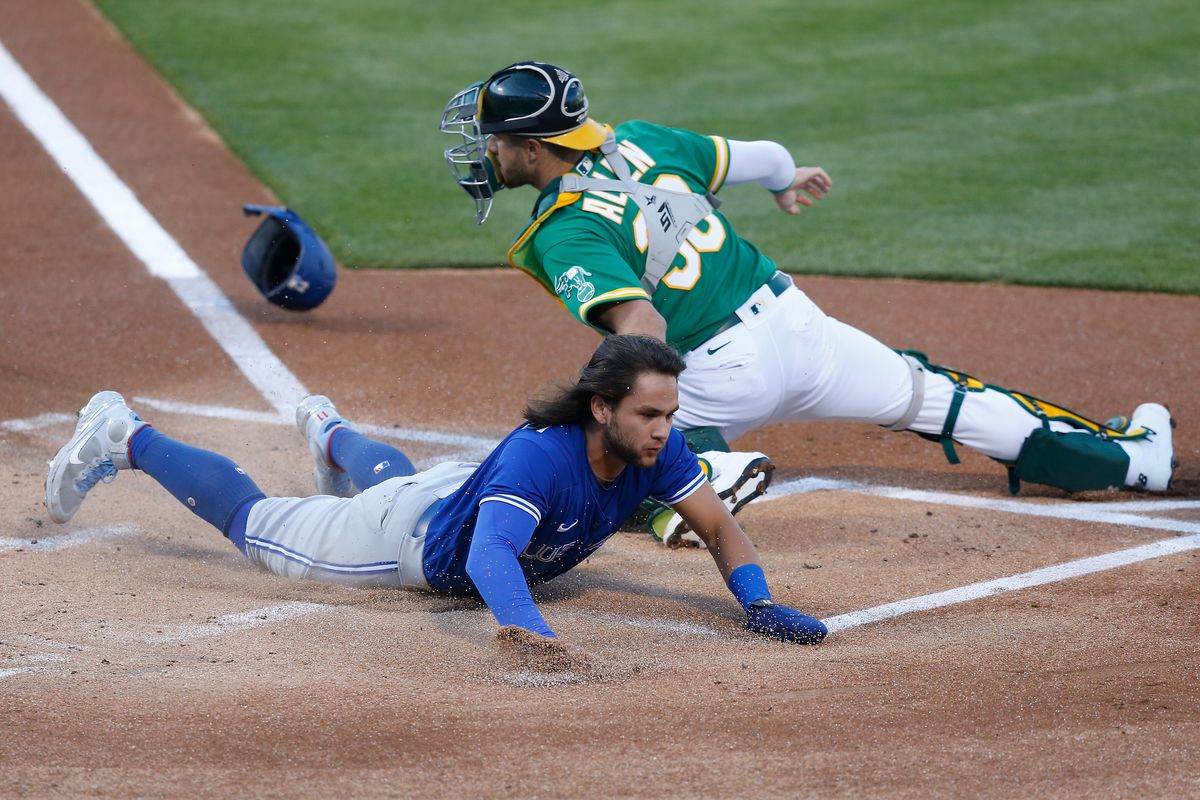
[675,279,1084,462]
[242,462,474,589]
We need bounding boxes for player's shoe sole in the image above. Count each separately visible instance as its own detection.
[296,394,354,497]
[652,452,775,549]
[718,454,775,515]
[45,391,143,524]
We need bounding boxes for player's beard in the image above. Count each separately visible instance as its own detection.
[603,418,657,469]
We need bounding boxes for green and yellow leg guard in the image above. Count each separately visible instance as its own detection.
[897,350,1150,495]
[1011,427,1130,493]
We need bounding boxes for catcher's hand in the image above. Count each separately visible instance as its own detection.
[745,600,827,644]
[773,167,832,215]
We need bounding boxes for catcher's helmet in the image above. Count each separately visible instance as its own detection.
[477,61,607,150]
[240,205,336,311]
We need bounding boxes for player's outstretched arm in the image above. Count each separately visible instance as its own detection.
[672,484,827,644]
[723,139,832,216]
[465,501,556,638]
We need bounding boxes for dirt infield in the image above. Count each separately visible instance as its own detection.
[2,2,1198,798]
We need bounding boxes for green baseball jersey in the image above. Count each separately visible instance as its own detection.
[507,120,777,353]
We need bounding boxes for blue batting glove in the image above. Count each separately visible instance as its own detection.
[745,599,827,644]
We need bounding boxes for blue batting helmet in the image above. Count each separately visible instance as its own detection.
[241,205,336,311]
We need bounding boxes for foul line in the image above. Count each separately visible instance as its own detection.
[767,477,1200,535]
[0,603,330,680]
[0,40,306,417]
[0,412,73,433]
[141,601,329,643]
[132,396,499,453]
[824,533,1200,634]
[0,524,136,553]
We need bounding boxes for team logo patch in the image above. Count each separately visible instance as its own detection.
[555,266,595,303]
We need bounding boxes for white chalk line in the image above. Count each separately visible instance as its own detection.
[0,40,305,417]
[824,533,1200,634]
[0,400,498,458]
[132,396,500,453]
[0,523,137,553]
[140,601,329,643]
[0,412,73,433]
[767,477,1200,535]
[0,636,89,682]
[569,610,720,638]
[0,602,331,680]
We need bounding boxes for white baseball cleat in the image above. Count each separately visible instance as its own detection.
[651,450,775,549]
[1125,403,1176,491]
[45,391,146,524]
[296,395,354,497]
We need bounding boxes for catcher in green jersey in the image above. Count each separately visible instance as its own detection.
[439,61,1176,544]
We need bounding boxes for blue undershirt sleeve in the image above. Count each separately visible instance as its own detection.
[465,500,554,638]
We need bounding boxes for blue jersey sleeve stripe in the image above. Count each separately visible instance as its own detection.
[658,470,707,506]
[479,494,543,524]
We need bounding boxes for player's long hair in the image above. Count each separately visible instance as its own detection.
[523,335,686,428]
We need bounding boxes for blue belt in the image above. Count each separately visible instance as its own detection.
[706,271,793,341]
[412,497,446,539]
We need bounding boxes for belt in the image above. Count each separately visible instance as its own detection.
[412,497,446,539]
[706,271,793,341]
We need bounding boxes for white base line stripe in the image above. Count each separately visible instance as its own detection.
[131,396,499,452]
[0,524,136,553]
[767,477,1200,535]
[0,667,40,679]
[1,412,73,433]
[0,40,306,417]
[568,610,720,637]
[823,533,1200,634]
[140,602,328,643]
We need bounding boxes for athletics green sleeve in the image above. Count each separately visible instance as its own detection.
[534,220,650,330]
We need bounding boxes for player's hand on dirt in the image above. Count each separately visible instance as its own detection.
[773,167,832,215]
[744,600,827,644]
[495,625,595,673]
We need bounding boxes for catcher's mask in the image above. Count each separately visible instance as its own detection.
[439,61,607,224]
[240,205,336,311]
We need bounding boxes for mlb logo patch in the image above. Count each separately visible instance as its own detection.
[373,460,390,474]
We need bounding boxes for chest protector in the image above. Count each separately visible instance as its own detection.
[558,134,720,295]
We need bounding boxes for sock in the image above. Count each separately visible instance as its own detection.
[224,496,259,555]
[131,427,266,538]
[328,428,415,490]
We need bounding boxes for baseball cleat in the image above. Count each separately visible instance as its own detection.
[45,391,146,524]
[1125,403,1175,491]
[651,451,775,549]
[296,395,354,497]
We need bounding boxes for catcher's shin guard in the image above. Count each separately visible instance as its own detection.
[1011,428,1129,493]
[682,426,730,455]
[896,350,1152,494]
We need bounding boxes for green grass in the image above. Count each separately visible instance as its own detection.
[95,0,1199,292]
